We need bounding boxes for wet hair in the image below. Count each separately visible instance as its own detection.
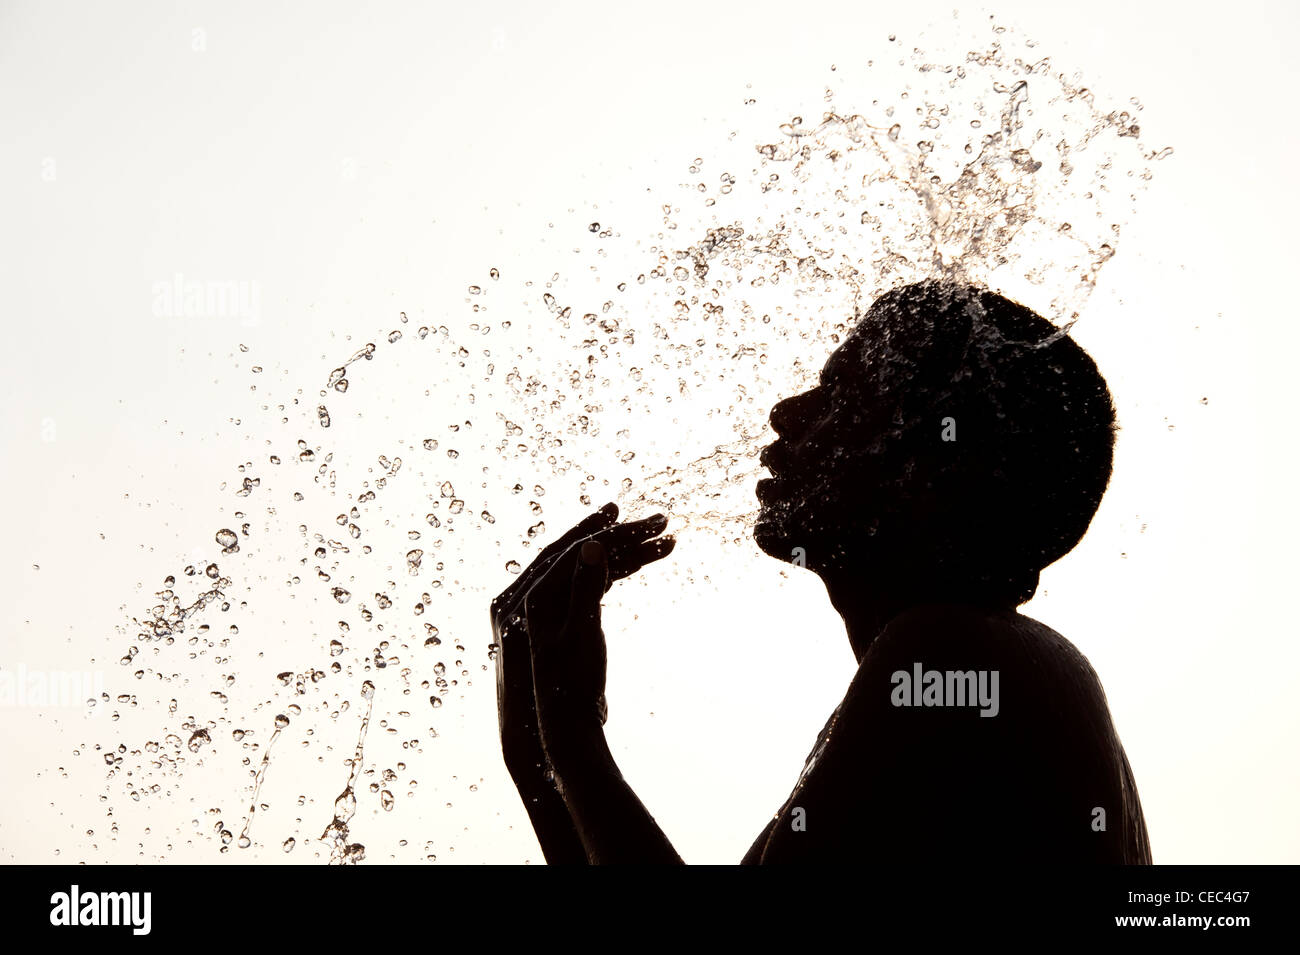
[855,279,1117,604]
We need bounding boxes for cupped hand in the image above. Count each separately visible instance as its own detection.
[491,503,674,778]
[525,509,674,768]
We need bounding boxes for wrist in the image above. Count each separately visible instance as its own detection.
[505,751,545,786]
[543,717,612,782]
[501,727,549,783]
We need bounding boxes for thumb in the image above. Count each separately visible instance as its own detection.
[567,539,608,630]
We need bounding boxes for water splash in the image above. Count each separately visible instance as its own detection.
[67,19,1167,863]
[236,713,288,849]
[319,681,375,865]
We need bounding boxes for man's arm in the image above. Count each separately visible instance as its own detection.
[496,604,590,864]
[493,505,626,864]
[543,719,684,865]
[526,534,685,864]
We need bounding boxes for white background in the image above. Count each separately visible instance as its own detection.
[1,0,1297,864]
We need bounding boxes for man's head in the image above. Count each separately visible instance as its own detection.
[754,279,1117,606]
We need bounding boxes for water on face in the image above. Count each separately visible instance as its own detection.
[70,20,1167,863]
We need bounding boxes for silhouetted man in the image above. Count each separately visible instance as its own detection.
[492,279,1152,864]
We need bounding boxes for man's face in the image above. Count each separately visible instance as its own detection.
[754,324,895,566]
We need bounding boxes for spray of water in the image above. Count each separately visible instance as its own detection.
[72,20,1168,863]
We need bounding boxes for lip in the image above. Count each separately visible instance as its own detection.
[755,476,785,507]
[759,441,790,478]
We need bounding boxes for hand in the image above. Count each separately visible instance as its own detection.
[523,508,674,768]
[491,503,674,780]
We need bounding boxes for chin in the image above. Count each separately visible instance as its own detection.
[752,515,785,557]
[755,492,866,570]
[755,478,797,555]
[753,506,804,562]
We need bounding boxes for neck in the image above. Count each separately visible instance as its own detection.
[817,561,1023,664]
[819,568,926,663]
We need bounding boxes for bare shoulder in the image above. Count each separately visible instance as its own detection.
[753,604,1143,863]
[865,604,1103,684]
[840,603,1114,729]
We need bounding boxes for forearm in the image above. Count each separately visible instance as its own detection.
[549,725,684,865]
[504,745,588,864]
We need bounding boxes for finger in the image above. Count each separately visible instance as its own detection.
[566,539,609,636]
[544,502,619,561]
[500,502,618,609]
[607,535,676,586]
[521,515,669,635]
[588,513,668,562]
[600,512,668,542]
[523,536,592,640]
[515,511,665,613]
[497,620,537,693]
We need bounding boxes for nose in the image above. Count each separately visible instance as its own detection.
[768,386,826,438]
